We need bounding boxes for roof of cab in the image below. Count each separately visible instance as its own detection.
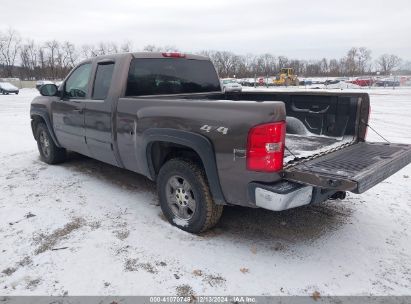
[132,52,210,61]
[81,52,210,63]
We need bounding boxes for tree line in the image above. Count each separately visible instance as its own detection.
[0,28,407,80]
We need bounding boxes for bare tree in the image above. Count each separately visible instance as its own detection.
[319,58,329,75]
[343,47,372,76]
[376,54,402,75]
[344,47,358,76]
[62,41,78,68]
[143,44,179,52]
[329,59,340,76]
[256,54,276,76]
[120,41,133,52]
[212,51,240,78]
[44,40,61,79]
[20,40,39,79]
[357,47,371,74]
[0,28,21,77]
[277,56,289,70]
[81,44,99,58]
[2,27,410,80]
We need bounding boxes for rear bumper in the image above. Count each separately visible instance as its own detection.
[248,181,338,211]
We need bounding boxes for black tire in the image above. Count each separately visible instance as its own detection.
[35,122,66,164]
[157,159,223,234]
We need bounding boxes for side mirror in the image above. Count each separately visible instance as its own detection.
[39,84,58,96]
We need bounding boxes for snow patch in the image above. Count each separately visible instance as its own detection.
[0,88,410,296]
[172,217,189,227]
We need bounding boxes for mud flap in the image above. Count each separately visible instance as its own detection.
[284,142,411,194]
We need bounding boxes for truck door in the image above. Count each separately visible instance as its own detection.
[84,61,118,165]
[52,62,92,156]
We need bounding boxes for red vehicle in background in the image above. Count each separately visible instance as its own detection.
[348,78,374,87]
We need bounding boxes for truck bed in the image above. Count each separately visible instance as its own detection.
[215,91,368,166]
[284,134,353,164]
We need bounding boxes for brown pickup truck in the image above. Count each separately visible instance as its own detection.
[30,52,411,233]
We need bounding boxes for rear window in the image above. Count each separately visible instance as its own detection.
[125,58,220,96]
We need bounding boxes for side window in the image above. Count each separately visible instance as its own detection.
[64,63,92,99]
[93,63,114,100]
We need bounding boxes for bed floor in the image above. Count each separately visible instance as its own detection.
[284,134,350,163]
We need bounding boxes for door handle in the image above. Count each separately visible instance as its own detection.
[73,109,83,114]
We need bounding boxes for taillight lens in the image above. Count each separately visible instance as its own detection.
[162,52,186,58]
[246,121,286,172]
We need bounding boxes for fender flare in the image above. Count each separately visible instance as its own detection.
[30,108,62,148]
[142,128,226,205]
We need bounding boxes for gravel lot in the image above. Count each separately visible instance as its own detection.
[0,88,410,296]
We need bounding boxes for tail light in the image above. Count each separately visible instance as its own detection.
[246,121,286,172]
[162,52,186,58]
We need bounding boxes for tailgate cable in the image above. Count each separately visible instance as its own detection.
[284,145,311,171]
[361,120,390,143]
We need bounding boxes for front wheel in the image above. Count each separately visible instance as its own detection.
[36,122,66,164]
[157,159,223,233]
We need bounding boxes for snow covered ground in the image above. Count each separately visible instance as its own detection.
[0,88,410,296]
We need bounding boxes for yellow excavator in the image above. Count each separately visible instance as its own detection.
[273,68,300,86]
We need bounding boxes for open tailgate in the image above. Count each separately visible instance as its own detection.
[284,142,411,194]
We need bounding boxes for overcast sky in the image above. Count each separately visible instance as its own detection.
[1,0,410,60]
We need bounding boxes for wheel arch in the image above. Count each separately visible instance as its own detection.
[142,128,226,205]
[30,109,62,147]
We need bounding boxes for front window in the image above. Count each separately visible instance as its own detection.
[64,63,92,99]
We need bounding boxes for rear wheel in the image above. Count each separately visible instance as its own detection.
[157,159,223,233]
[36,123,66,164]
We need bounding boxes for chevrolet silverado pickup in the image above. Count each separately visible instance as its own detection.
[30,52,411,233]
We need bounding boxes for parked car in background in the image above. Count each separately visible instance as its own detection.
[375,78,400,87]
[221,79,242,92]
[237,78,256,87]
[324,79,341,85]
[348,78,374,87]
[36,80,54,91]
[0,82,19,94]
[299,79,313,86]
